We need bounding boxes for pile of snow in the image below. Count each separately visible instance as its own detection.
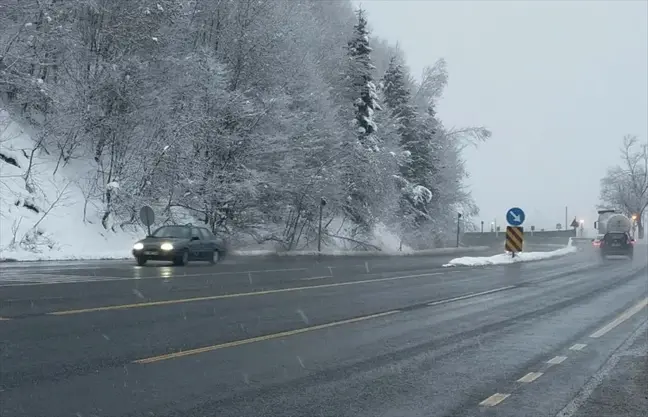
[0,110,141,261]
[443,246,577,267]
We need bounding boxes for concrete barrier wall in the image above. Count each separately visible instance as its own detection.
[462,230,576,247]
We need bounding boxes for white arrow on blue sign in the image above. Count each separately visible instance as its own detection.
[506,207,526,226]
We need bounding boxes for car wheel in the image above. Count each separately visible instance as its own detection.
[174,250,189,266]
[136,256,147,266]
[209,250,220,264]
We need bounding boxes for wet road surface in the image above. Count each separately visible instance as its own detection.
[1,248,646,416]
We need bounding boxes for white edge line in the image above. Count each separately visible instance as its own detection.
[556,321,648,417]
[3,267,446,286]
[589,298,648,338]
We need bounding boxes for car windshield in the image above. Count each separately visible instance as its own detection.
[151,226,191,239]
[605,232,628,241]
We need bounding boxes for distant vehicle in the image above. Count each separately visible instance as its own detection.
[594,210,634,260]
[132,224,227,266]
[592,234,604,248]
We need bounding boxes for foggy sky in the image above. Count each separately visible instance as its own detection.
[358,0,648,230]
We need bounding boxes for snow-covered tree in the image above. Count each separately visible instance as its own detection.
[600,135,648,238]
[346,8,382,150]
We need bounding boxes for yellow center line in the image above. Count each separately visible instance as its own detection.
[134,310,400,364]
[590,297,648,338]
[49,272,443,316]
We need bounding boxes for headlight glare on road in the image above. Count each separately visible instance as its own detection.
[133,242,144,250]
[160,242,174,251]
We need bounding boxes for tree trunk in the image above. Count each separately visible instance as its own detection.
[638,221,644,239]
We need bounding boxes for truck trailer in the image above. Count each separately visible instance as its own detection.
[594,209,634,259]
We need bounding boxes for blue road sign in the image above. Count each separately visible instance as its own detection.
[506,207,526,226]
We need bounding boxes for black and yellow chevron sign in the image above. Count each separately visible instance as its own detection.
[505,226,524,252]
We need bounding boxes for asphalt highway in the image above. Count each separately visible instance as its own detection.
[0,247,646,417]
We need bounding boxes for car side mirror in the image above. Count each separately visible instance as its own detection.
[191,236,200,241]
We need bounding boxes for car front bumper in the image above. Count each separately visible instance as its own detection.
[132,249,178,261]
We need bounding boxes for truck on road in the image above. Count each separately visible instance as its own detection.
[594,209,634,260]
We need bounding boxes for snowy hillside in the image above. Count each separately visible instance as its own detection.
[0,110,413,260]
[0,110,141,260]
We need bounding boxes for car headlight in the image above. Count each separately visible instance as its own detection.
[160,242,174,251]
[133,242,144,250]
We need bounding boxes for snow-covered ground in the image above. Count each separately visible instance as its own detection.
[443,245,577,267]
[0,110,142,261]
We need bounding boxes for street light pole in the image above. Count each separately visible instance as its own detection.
[318,198,326,252]
[565,206,568,233]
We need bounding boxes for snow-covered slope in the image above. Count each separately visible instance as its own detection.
[0,109,439,261]
[0,110,141,261]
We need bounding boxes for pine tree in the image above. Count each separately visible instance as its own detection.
[347,8,381,150]
[382,57,442,246]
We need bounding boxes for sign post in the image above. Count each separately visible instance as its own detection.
[505,207,526,258]
[139,205,155,236]
[505,226,524,256]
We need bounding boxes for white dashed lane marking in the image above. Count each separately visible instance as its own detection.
[517,372,543,383]
[569,343,587,351]
[547,356,568,365]
[479,393,510,407]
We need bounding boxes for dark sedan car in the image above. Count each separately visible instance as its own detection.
[132,225,227,266]
[599,231,634,260]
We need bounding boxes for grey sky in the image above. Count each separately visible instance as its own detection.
[358,0,648,230]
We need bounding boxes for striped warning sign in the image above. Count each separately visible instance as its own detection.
[505,226,524,252]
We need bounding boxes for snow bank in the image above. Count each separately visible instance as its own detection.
[443,246,577,267]
[0,110,141,261]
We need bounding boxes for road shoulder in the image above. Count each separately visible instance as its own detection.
[560,320,647,417]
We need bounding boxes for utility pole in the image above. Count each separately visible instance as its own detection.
[456,213,462,247]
